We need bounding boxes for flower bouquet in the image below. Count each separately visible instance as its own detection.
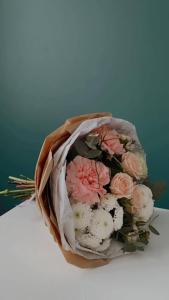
[0,112,163,268]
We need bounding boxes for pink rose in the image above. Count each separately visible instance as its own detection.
[122,152,147,180]
[131,184,154,222]
[93,125,125,156]
[66,156,110,204]
[110,172,134,199]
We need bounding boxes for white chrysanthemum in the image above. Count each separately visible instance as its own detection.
[113,206,124,231]
[89,208,114,239]
[101,193,118,211]
[96,238,111,252]
[101,193,124,231]
[72,203,92,230]
[76,231,101,249]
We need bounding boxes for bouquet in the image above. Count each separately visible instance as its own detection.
[0,112,163,268]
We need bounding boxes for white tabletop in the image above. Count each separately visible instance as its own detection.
[0,201,168,300]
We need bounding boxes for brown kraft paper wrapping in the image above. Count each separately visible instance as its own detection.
[35,112,112,268]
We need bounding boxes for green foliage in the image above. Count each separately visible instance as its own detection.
[118,198,132,211]
[149,225,160,235]
[139,230,150,245]
[148,214,160,235]
[74,138,102,159]
[136,221,146,227]
[66,137,102,161]
[122,243,137,253]
[85,134,100,150]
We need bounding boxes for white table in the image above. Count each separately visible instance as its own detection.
[0,201,168,300]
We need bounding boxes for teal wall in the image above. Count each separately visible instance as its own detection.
[0,0,168,214]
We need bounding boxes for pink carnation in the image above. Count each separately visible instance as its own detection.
[93,125,125,156]
[66,156,110,204]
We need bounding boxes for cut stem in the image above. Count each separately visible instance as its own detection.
[0,188,35,196]
[0,175,35,200]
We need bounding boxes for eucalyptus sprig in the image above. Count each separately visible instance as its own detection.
[148,214,160,235]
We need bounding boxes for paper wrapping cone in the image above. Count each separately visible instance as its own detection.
[35,112,112,268]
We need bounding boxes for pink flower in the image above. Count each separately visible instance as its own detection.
[122,151,147,180]
[66,156,110,204]
[110,172,134,199]
[93,125,125,156]
[131,184,154,221]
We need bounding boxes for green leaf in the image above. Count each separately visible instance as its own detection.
[138,230,150,245]
[119,226,134,235]
[111,156,123,171]
[74,139,102,159]
[149,225,160,235]
[122,243,137,253]
[118,198,132,207]
[136,221,146,227]
[85,149,102,159]
[136,245,145,251]
[122,211,134,229]
[138,238,149,245]
[85,135,99,150]
[122,241,145,253]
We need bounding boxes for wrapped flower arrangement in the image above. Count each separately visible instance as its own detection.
[0,112,163,268]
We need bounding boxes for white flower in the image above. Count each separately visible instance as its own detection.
[101,193,124,231]
[72,203,92,230]
[101,193,118,211]
[135,201,154,222]
[96,238,111,252]
[131,184,154,222]
[89,208,114,239]
[76,231,101,249]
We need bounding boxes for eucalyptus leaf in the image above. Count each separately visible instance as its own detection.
[85,135,99,150]
[138,230,150,245]
[74,138,102,159]
[111,156,123,171]
[149,225,160,235]
[120,226,134,235]
[122,243,137,253]
[136,221,146,227]
[136,245,145,251]
[85,149,102,159]
[119,198,132,208]
[123,211,134,228]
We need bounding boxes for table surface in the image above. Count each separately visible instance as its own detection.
[0,201,168,300]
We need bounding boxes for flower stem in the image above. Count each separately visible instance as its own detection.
[0,175,35,200]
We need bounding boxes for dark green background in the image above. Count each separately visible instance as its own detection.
[0,0,168,215]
